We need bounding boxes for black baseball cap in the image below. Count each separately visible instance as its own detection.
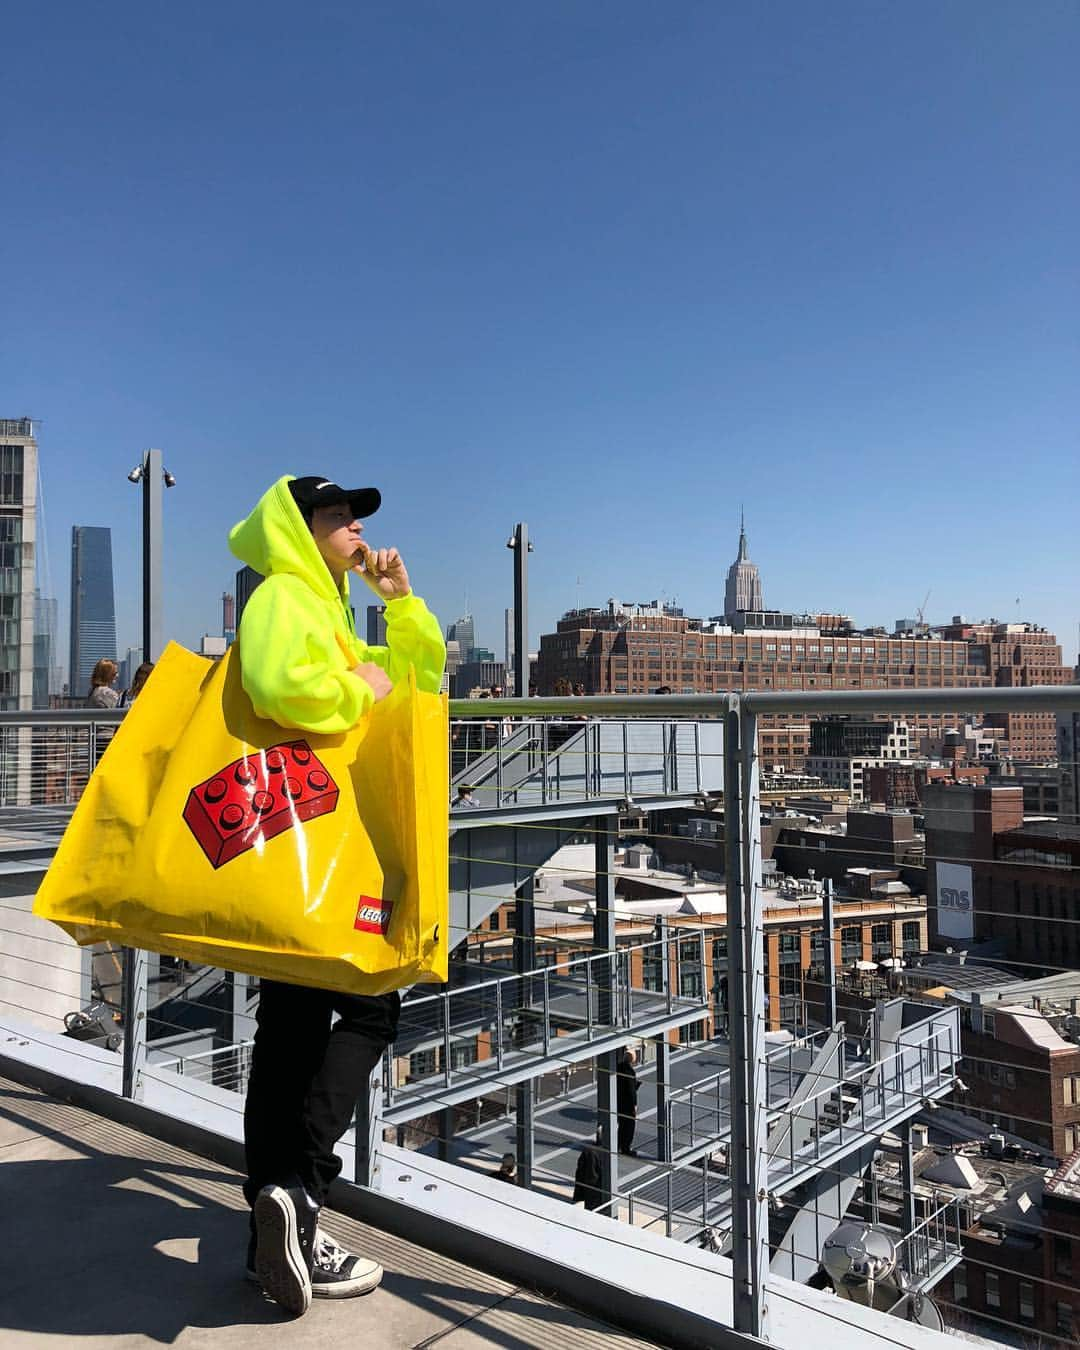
[288,476,381,521]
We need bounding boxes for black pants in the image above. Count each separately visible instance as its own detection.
[617,1110,636,1154]
[243,979,400,1210]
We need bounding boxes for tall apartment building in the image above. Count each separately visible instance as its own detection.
[69,526,117,698]
[0,419,39,711]
[1060,712,1080,828]
[446,614,475,663]
[234,565,261,624]
[804,718,911,798]
[366,603,387,646]
[32,590,61,708]
[536,529,1072,770]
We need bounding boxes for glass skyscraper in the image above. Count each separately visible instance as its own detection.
[446,614,475,662]
[0,418,38,712]
[69,526,117,698]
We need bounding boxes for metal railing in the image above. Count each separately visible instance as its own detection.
[387,932,709,1109]
[897,1195,964,1286]
[4,680,1080,1349]
[0,709,720,812]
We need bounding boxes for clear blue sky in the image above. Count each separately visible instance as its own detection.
[4,1,1078,677]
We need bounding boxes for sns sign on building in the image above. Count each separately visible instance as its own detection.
[936,861,974,941]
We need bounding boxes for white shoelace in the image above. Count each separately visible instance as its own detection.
[314,1230,350,1274]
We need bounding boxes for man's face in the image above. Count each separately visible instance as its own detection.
[311,503,364,575]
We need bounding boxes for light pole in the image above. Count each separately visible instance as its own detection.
[506,523,533,697]
[121,447,175,1100]
[127,449,176,663]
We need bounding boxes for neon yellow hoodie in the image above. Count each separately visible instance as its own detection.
[228,475,446,734]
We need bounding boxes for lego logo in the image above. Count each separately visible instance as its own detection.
[354,897,393,934]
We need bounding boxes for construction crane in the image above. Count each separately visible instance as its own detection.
[915,590,931,630]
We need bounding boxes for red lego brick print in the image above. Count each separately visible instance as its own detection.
[182,741,339,868]
[354,897,393,935]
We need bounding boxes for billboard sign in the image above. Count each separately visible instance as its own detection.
[936,861,974,942]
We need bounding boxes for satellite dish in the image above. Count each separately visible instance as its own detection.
[905,1290,945,1332]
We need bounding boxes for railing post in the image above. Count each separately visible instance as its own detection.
[541,720,549,805]
[655,1028,671,1163]
[442,989,453,1088]
[121,946,147,1101]
[725,698,769,1340]
[515,877,536,1187]
[622,722,630,800]
[823,877,838,1030]
[495,980,504,1071]
[542,968,551,1056]
[594,813,618,1210]
[353,1061,382,1187]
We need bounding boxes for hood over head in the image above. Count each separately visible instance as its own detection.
[228,474,345,604]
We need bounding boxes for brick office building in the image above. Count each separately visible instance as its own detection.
[916,1143,1078,1344]
[924,784,1080,970]
[952,998,1080,1157]
[535,595,1072,774]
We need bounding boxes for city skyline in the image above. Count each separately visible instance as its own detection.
[4,3,1078,670]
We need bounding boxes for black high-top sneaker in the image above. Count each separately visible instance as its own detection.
[252,1183,319,1316]
[310,1227,383,1299]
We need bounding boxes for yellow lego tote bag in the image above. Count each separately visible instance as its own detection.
[34,641,449,995]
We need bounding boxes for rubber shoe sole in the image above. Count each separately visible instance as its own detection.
[253,1186,312,1317]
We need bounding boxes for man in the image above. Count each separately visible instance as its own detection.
[229,474,445,1317]
[572,1133,605,1211]
[616,1046,640,1156]
[452,784,480,809]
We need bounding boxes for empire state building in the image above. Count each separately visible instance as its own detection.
[724,515,764,619]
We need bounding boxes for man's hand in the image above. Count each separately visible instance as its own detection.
[354,662,393,703]
[354,541,411,601]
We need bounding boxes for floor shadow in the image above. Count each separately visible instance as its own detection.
[0,1151,288,1343]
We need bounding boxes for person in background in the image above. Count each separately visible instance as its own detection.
[495,1153,517,1183]
[86,658,120,708]
[616,1046,640,1156]
[452,784,480,810]
[120,661,155,707]
[573,1131,605,1211]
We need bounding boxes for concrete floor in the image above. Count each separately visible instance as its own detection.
[0,1075,659,1350]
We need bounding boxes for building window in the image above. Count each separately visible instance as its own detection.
[841,927,861,964]
[1063,1075,1080,1106]
[953,1266,967,1302]
[450,1038,478,1070]
[1055,1236,1072,1277]
[408,1048,437,1078]
[984,1271,1000,1309]
[871,923,891,957]
[1058,1304,1074,1337]
[1018,1282,1035,1322]
[1066,1123,1080,1154]
[642,952,665,993]
[902,920,920,953]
